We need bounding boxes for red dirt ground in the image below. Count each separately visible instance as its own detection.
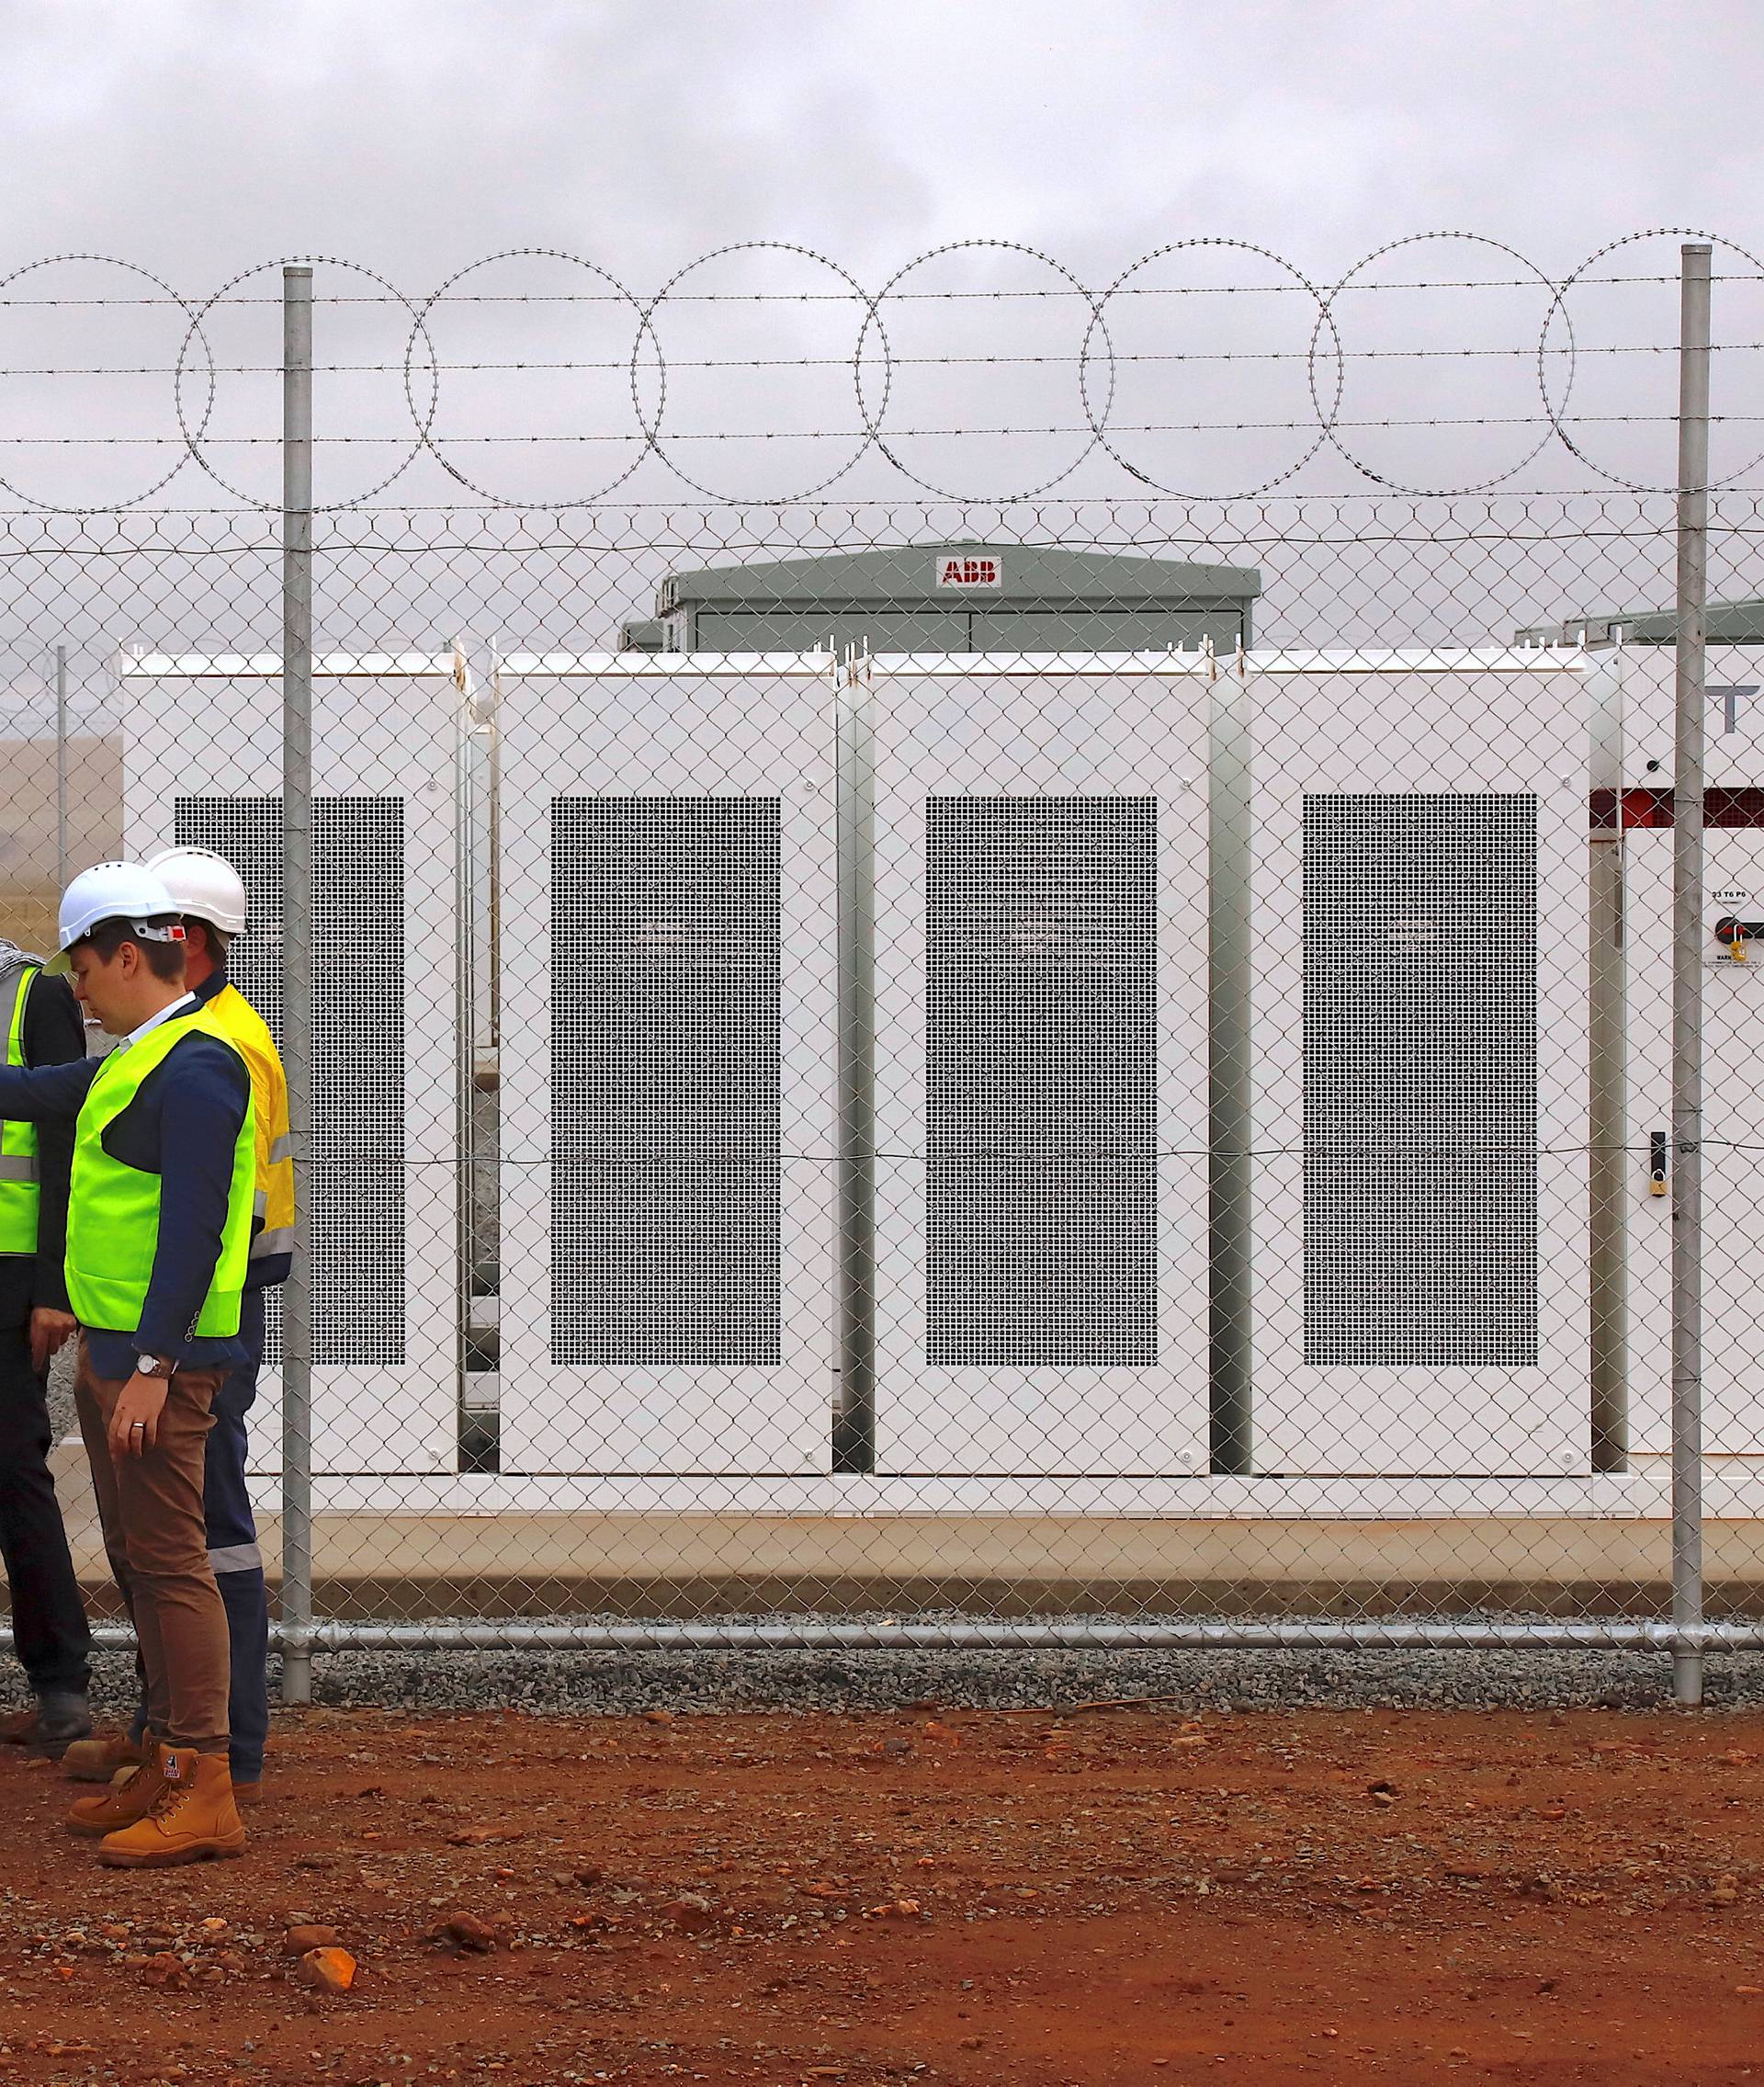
[0,1704,1758,2085]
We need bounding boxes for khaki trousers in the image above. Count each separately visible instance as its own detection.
[74,1338,230,1756]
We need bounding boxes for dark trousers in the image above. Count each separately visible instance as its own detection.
[129,1287,268,1781]
[0,1310,91,1697]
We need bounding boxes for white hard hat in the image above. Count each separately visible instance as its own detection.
[145,845,248,936]
[47,861,185,974]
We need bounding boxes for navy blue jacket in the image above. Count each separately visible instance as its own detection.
[0,995,253,1378]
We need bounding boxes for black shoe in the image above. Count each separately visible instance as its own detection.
[0,1692,93,1758]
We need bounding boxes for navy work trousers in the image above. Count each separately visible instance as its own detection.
[0,1308,91,1698]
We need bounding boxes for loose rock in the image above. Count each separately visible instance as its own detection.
[283,1924,340,1954]
[442,1912,499,1952]
[300,1947,357,1995]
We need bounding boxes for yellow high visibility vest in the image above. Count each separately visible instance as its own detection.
[0,965,40,1256]
[65,1010,255,1339]
[202,981,294,1269]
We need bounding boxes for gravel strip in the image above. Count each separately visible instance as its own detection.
[28,1623,1764,1718]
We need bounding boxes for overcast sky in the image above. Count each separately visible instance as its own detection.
[0,0,1754,286]
[0,1,1758,512]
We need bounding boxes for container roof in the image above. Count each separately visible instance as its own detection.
[658,542,1261,610]
[1517,595,1764,645]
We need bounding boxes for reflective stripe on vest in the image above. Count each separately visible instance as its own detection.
[203,984,294,1273]
[63,1010,255,1340]
[0,966,41,1256]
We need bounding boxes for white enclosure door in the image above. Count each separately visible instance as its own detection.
[497,656,840,1479]
[1609,641,1764,1476]
[119,662,461,1482]
[1627,822,1764,1467]
[868,658,1211,1480]
[1249,654,1591,1480]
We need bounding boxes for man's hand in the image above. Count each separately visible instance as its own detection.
[108,1373,168,1460]
[28,1308,75,1375]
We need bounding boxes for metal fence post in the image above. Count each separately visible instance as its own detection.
[1589,649,1629,1470]
[53,642,66,891]
[280,265,315,1707]
[1209,643,1253,1473]
[832,645,876,1473]
[1671,241,1713,1708]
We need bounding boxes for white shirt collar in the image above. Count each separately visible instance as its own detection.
[119,992,198,1051]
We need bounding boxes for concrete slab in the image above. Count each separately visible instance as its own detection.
[29,1440,1764,1622]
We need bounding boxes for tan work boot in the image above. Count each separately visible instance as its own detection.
[62,1731,146,1785]
[97,1749,245,1868]
[65,1739,168,1838]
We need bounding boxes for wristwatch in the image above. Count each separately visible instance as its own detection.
[135,1355,173,1380]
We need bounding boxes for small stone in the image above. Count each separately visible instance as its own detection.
[299,1947,356,1995]
[283,1924,340,1954]
[443,1912,498,1952]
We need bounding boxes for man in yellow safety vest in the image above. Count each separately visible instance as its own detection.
[61,846,290,1804]
[0,862,254,1866]
[0,935,95,1756]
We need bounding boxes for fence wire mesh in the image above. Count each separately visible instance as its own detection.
[0,236,1761,1662]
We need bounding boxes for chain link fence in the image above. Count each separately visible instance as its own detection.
[0,236,1759,1688]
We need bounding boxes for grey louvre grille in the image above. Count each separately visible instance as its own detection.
[1303,793,1538,1369]
[175,796,408,1367]
[924,796,1158,1369]
[550,798,781,1367]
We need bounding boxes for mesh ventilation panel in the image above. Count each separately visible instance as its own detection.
[924,795,1158,1369]
[175,796,408,1367]
[550,797,781,1368]
[1303,792,1539,1369]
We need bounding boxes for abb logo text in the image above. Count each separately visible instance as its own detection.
[934,554,1001,591]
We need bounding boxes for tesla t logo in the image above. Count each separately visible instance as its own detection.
[934,554,1001,591]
